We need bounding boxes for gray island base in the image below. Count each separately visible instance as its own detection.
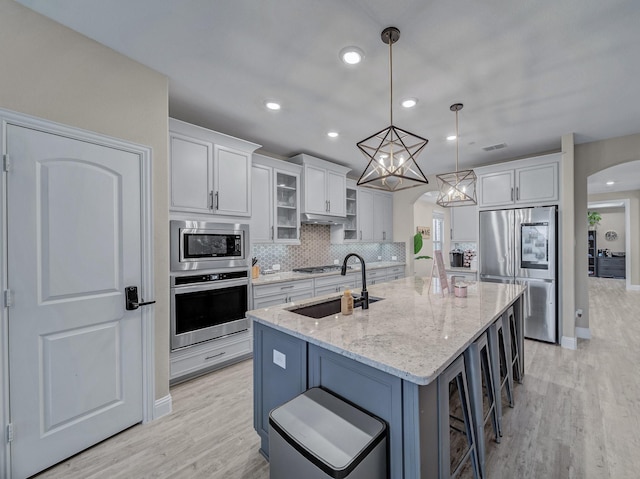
[249,276,525,478]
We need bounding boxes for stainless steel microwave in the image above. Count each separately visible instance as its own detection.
[170,220,250,271]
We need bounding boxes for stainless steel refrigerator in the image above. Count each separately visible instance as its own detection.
[479,206,557,343]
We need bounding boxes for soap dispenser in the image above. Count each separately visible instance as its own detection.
[341,289,354,315]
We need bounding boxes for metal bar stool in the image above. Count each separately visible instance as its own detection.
[505,305,523,383]
[464,331,500,479]
[487,313,514,437]
[438,354,481,479]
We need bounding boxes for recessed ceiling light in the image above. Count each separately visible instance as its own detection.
[339,46,365,65]
[446,135,457,141]
[401,98,418,108]
[264,100,281,111]
[606,181,615,185]
[327,131,339,138]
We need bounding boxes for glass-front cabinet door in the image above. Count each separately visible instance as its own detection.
[344,187,358,241]
[274,170,300,243]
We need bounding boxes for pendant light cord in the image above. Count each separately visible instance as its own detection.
[388,31,393,126]
[455,108,459,172]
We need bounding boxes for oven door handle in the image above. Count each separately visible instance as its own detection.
[171,278,249,295]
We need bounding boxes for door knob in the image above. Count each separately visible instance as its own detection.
[125,286,156,311]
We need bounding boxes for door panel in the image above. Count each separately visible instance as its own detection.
[520,279,556,343]
[479,209,514,278]
[7,124,143,478]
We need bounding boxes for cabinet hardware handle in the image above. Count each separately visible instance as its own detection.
[281,285,294,290]
[383,231,386,241]
[271,226,274,240]
[516,186,519,200]
[511,187,514,201]
[328,200,330,212]
[209,191,214,209]
[205,352,225,361]
[359,230,362,240]
[215,191,219,210]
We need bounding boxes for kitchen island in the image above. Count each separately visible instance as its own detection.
[248,276,525,478]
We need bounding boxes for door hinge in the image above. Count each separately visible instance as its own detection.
[6,423,14,443]
[4,289,13,308]
[3,154,10,172]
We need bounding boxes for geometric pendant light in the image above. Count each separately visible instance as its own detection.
[356,27,429,192]
[436,103,477,206]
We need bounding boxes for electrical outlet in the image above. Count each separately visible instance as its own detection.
[273,349,286,369]
[576,309,583,318]
[333,259,339,265]
[377,256,382,260]
[392,255,398,261]
[272,264,281,271]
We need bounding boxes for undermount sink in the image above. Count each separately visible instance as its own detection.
[289,295,383,319]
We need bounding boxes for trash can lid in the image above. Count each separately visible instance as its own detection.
[269,387,386,478]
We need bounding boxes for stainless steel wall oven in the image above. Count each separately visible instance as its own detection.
[170,270,249,350]
[170,220,250,350]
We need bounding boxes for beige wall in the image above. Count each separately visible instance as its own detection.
[575,133,640,329]
[591,207,626,252]
[0,0,170,400]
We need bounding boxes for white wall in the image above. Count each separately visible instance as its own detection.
[0,0,170,400]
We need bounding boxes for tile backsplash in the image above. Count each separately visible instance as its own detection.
[252,224,406,272]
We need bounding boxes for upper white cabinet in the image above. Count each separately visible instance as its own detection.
[373,191,393,242]
[290,154,350,217]
[169,118,260,217]
[251,155,301,244]
[450,205,478,242]
[475,153,559,208]
[355,188,393,242]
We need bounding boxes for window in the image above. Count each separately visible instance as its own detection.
[433,212,444,254]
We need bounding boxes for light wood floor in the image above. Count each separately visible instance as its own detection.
[34,278,640,479]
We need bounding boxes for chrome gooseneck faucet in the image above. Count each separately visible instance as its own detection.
[341,253,369,309]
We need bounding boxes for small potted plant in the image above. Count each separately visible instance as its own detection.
[587,211,601,230]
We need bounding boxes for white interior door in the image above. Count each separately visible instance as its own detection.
[6,124,144,478]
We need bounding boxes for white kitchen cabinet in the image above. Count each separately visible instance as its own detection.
[170,330,252,384]
[169,118,260,217]
[314,273,357,296]
[476,153,559,208]
[251,162,273,243]
[330,180,359,243]
[358,188,375,241]
[450,205,478,242]
[355,188,393,242]
[290,153,350,217]
[373,191,393,242]
[251,155,301,244]
[252,279,314,309]
[385,265,406,281]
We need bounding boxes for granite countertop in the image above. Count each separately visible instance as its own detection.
[247,277,524,385]
[252,261,406,286]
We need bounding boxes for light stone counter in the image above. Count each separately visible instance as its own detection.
[251,261,406,286]
[248,276,524,385]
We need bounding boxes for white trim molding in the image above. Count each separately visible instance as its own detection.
[575,327,592,340]
[561,335,578,350]
[153,394,173,420]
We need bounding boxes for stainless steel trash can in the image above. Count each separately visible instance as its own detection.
[269,387,387,479]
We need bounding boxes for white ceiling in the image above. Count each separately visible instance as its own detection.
[587,160,640,195]
[16,0,640,180]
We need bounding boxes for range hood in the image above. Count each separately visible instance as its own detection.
[300,213,347,225]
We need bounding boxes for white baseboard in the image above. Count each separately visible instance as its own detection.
[575,327,591,340]
[626,283,640,291]
[561,336,577,350]
[153,394,172,420]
